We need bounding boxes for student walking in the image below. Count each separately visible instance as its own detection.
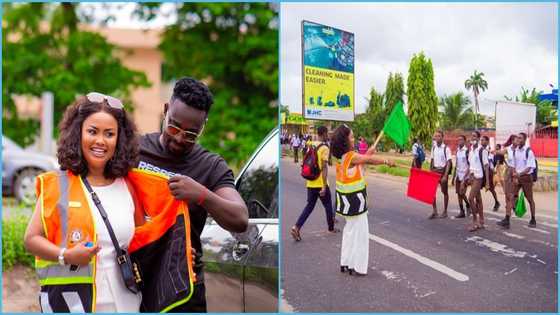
[451,135,471,218]
[467,131,490,232]
[497,133,537,228]
[330,124,395,276]
[429,130,452,219]
[291,134,302,163]
[481,136,501,211]
[291,126,339,241]
[411,138,424,169]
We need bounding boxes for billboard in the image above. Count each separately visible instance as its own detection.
[495,101,536,144]
[302,20,354,121]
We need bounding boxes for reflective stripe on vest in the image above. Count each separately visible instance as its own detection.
[335,152,368,216]
[35,170,96,313]
[36,262,94,285]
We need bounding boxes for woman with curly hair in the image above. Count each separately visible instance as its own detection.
[24,92,143,312]
[331,125,395,276]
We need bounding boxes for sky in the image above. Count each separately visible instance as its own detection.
[281,2,558,116]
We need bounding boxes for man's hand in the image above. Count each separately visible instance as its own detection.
[168,175,206,203]
[319,187,326,197]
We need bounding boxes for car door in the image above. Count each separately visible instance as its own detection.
[234,129,279,312]
[201,129,278,312]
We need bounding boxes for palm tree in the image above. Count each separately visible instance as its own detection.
[439,92,472,130]
[464,70,488,130]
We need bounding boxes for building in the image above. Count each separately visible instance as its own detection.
[13,25,172,135]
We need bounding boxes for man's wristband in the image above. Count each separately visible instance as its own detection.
[197,187,208,206]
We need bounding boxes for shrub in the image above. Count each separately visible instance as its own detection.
[2,212,34,269]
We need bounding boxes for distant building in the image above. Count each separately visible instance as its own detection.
[12,25,173,134]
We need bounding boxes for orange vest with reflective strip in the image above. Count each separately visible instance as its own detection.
[35,168,195,313]
[335,151,368,216]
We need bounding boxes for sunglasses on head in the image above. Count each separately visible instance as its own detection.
[164,115,205,144]
[86,92,124,110]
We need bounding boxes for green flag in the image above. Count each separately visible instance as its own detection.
[514,191,527,218]
[382,101,411,147]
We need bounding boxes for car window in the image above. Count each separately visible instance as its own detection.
[236,132,278,219]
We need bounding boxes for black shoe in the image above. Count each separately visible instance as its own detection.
[455,212,466,219]
[341,266,349,273]
[496,218,510,229]
[493,202,501,212]
[528,219,536,228]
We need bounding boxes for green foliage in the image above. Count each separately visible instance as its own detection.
[2,213,34,269]
[351,87,385,145]
[504,87,555,126]
[407,52,438,147]
[374,164,410,177]
[438,92,487,130]
[350,72,406,151]
[384,72,405,117]
[137,3,278,167]
[2,3,150,147]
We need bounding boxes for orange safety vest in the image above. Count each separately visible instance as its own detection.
[35,168,195,313]
[335,151,368,216]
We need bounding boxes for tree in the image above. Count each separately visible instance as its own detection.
[439,92,472,130]
[384,72,405,117]
[407,52,438,147]
[135,3,278,168]
[2,3,150,147]
[350,87,386,148]
[504,87,555,126]
[464,70,488,130]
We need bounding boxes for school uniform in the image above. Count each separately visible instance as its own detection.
[411,143,423,169]
[512,144,537,205]
[431,143,452,194]
[468,144,489,222]
[454,146,469,195]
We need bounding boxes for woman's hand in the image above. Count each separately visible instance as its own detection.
[64,242,101,266]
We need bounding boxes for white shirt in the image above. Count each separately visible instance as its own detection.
[412,143,419,156]
[506,146,515,166]
[291,137,301,148]
[513,144,536,174]
[469,145,489,179]
[85,178,141,313]
[431,143,452,168]
[487,150,495,170]
[455,146,469,181]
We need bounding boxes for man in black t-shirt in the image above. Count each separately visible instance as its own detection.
[137,77,249,312]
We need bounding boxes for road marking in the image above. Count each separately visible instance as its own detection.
[504,267,518,275]
[523,226,550,235]
[466,236,527,258]
[503,232,525,240]
[370,234,469,282]
[379,220,390,225]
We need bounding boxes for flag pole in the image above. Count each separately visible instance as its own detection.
[372,130,384,150]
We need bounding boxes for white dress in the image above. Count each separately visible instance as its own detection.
[84,178,142,313]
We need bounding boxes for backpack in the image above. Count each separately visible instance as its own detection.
[416,144,426,164]
[478,147,486,183]
[513,147,538,182]
[301,143,327,180]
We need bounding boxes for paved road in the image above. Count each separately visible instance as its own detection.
[281,158,558,312]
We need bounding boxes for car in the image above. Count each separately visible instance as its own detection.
[2,136,59,204]
[201,128,278,312]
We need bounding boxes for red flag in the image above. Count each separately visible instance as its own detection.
[407,168,442,205]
